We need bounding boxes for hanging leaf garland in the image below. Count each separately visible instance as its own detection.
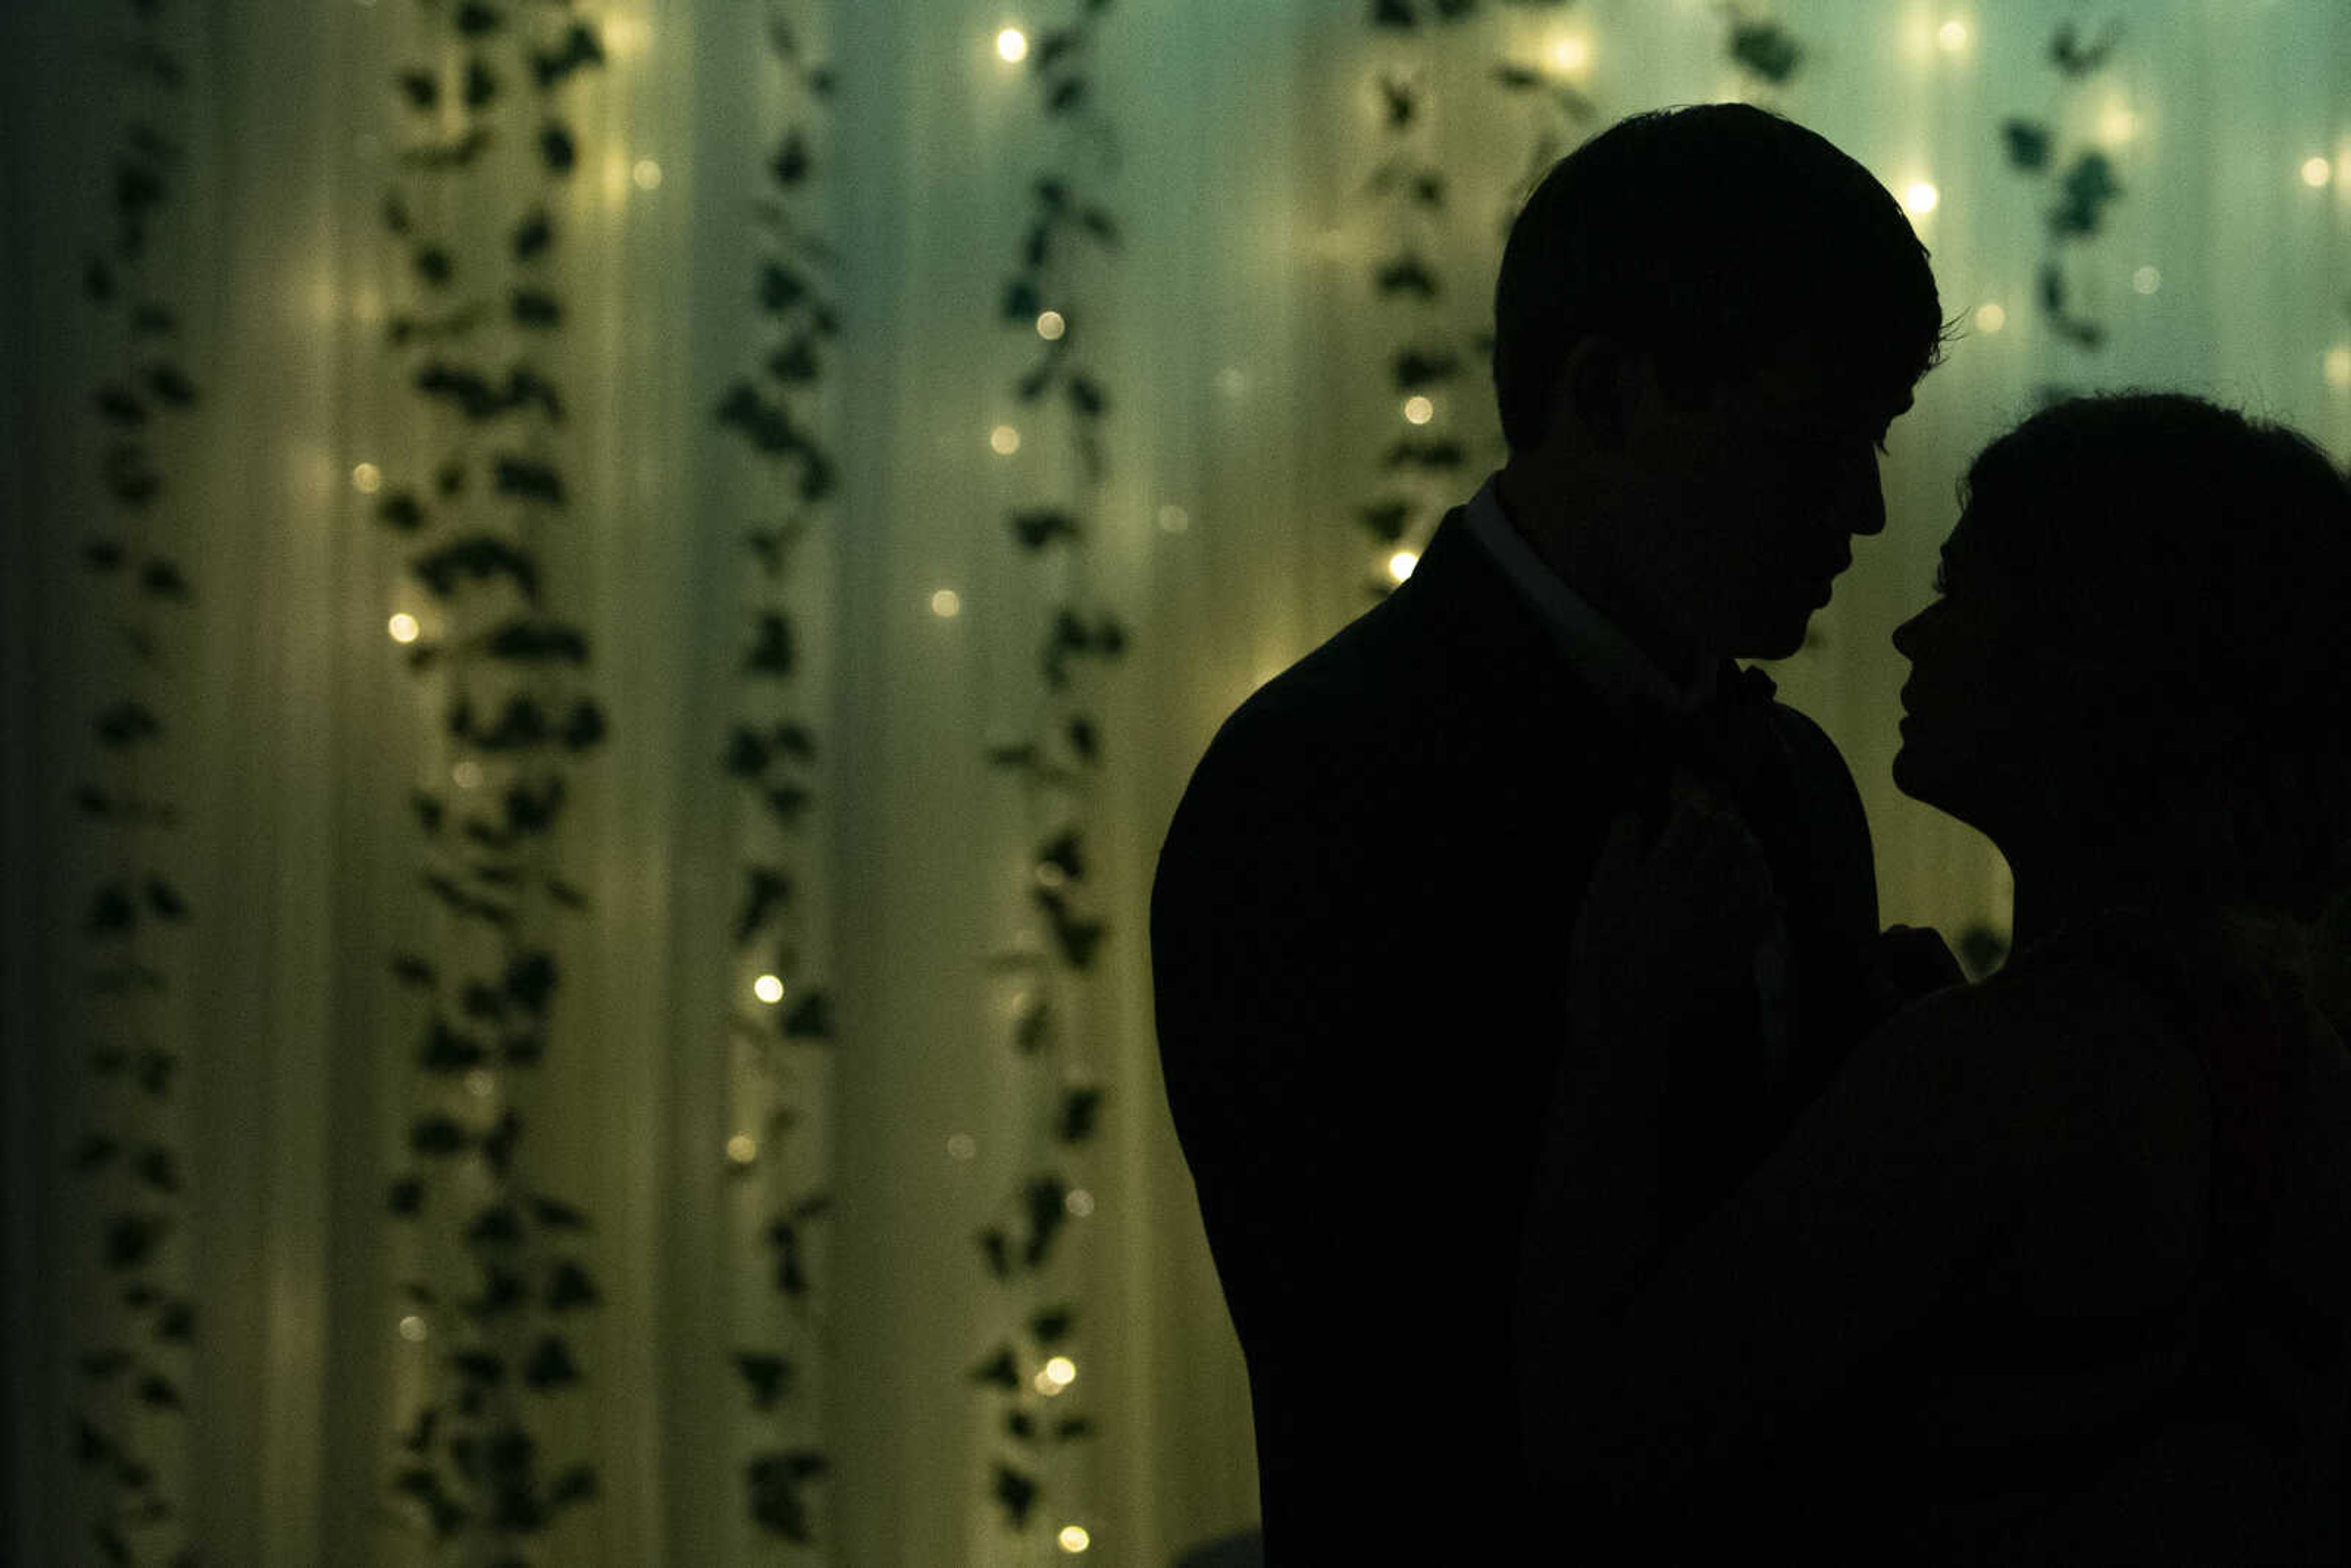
[972,0,1127,1540]
[70,4,204,1564]
[710,0,839,1548]
[2000,18,2128,392]
[373,4,610,1561]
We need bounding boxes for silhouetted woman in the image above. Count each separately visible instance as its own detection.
[1518,392,2351,1564]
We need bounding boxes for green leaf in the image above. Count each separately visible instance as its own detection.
[540,122,577,176]
[513,209,553,261]
[1728,20,1804,83]
[524,1335,580,1390]
[970,1344,1021,1390]
[992,1463,1041,1529]
[1059,1088,1103,1144]
[410,1116,468,1157]
[745,612,795,675]
[546,1259,598,1310]
[2001,119,2052,173]
[736,1351,793,1410]
[769,130,810,187]
[733,868,792,946]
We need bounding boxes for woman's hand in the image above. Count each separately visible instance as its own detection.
[1567,784,1787,1045]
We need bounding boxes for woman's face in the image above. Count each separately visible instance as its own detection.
[1889,509,2064,836]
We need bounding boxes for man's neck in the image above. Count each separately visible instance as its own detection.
[1495,463,1706,690]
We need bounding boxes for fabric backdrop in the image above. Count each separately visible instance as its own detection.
[4,1,2347,1564]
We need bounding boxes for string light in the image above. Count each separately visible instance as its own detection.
[2303,156,2333,188]
[398,1314,429,1342]
[1548,35,1590,73]
[1216,367,1247,398]
[754,973,786,1005]
[1065,1188,1095,1217]
[2099,105,2138,145]
[2326,347,2351,391]
[452,760,483,790]
[727,1134,759,1164]
[465,1069,496,1098]
[632,159,663,190]
[997,27,1029,62]
[2132,265,2161,295]
[1037,310,1065,339]
[351,462,382,493]
[1058,1525,1092,1553]
[1035,1356,1077,1395]
[1936,20,1968,52]
[388,613,421,643]
[1403,396,1433,425]
[947,1132,977,1161]
[1900,181,1940,217]
[1973,302,2006,334]
[1388,550,1418,583]
[1157,505,1190,534]
[991,424,1021,455]
[931,589,962,618]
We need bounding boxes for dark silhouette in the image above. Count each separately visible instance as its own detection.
[1150,104,1951,1562]
[1519,392,2351,1563]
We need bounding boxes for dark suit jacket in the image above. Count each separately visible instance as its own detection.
[1150,503,1886,1564]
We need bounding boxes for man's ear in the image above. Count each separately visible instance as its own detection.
[1554,334,1631,453]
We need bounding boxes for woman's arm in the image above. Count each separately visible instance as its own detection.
[1516,972,2109,1511]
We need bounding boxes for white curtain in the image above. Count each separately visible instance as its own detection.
[4,1,2347,1565]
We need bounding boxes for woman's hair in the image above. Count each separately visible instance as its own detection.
[1491,103,1953,454]
[1960,391,2351,920]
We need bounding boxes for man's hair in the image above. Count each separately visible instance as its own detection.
[1491,103,1951,454]
[1960,391,2351,918]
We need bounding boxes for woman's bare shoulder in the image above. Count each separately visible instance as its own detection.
[1837,950,2203,1165]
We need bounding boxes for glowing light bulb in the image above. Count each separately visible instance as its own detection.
[2303,157,2333,188]
[727,1134,758,1164]
[1388,550,1419,583]
[997,28,1028,62]
[947,1132,977,1161]
[1157,505,1190,533]
[1217,367,1247,398]
[931,589,962,618]
[754,973,786,1004]
[1936,20,1967,51]
[399,1315,429,1342]
[2132,266,2161,295]
[388,613,421,643]
[1044,1355,1077,1387]
[352,462,382,493]
[2099,106,2137,144]
[1403,396,1434,425]
[1549,36,1589,72]
[1901,181,1940,217]
[632,159,662,190]
[990,424,1021,454]
[452,760,482,790]
[465,1069,495,1098]
[2326,347,2351,390]
[1059,1525,1092,1553]
[1065,1188,1095,1216]
[1037,310,1065,340]
[1035,861,1068,890]
[1973,302,2006,334]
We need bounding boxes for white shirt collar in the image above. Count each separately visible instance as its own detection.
[1458,469,1719,715]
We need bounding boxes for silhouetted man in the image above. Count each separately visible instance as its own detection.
[1151,104,1951,1563]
